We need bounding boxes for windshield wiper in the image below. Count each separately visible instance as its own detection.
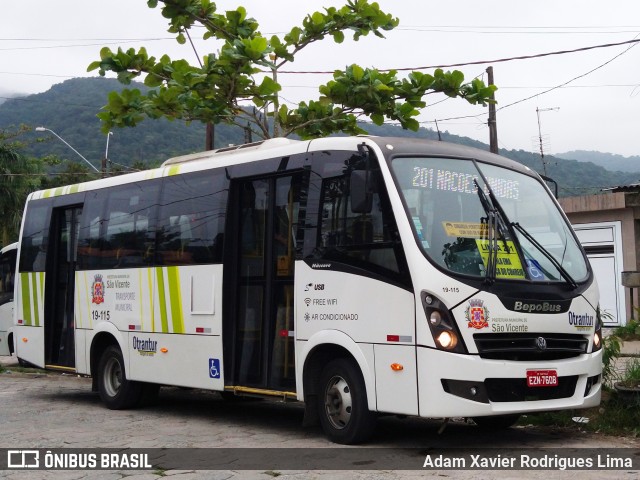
[510,222,578,288]
[473,160,578,289]
[474,179,506,284]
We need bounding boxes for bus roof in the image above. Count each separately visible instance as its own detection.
[27,136,536,201]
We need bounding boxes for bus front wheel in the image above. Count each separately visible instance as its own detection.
[317,358,376,444]
[97,345,142,409]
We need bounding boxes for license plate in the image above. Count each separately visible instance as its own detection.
[527,369,558,387]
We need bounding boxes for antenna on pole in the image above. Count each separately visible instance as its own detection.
[535,106,560,176]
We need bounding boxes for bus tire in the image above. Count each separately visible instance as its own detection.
[317,358,376,444]
[472,414,520,429]
[97,345,142,409]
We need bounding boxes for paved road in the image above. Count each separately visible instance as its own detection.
[0,356,638,479]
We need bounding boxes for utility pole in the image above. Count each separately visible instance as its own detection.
[206,123,215,150]
[486,66,498,154]
[536,107,560,176]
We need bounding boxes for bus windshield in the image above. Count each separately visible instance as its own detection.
[392,157,589,284]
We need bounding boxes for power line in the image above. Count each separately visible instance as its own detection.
[432,36,640,123]
[273,38,640,74]
[396,27,640,35]
[2,37,639,129]
[0,72,76,79]
[0,38,174,51]
[399,25,640,29]
[0,172,99,177]
[496,36,640,112]
[0,37,174,41]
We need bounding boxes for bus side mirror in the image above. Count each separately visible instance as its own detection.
[350,170,372,214]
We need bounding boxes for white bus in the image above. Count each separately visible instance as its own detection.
[14,136,602,444]
[0,242,17,357]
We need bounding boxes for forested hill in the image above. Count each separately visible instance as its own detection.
[559,150,640,173]
[0,77,635,196]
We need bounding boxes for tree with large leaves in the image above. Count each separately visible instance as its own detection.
[89,0,496,140]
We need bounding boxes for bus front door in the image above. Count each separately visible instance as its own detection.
[226,174,302,393]
[44,205,82,369]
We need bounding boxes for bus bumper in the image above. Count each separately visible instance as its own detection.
[416,346,602,418]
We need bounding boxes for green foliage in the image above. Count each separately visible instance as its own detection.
[622,358,640,388]
[602,334,621,386]
[611,318,640,341]
[524,397,640,437]
[87,0,495,138]
[601,319,640,390]
[0,126,44,245]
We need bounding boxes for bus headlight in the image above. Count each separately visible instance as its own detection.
[436,331,458,349]
[591,306,603,353]
[421,292,467,354]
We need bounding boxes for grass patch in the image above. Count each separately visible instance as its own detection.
[612,319,640,341]
[7,365,48,374]
[522,390,640,437]
[0,364,5,374]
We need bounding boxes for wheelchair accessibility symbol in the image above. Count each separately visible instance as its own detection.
[209,358,221,379]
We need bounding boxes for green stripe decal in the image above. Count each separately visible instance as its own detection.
[31,273,40,327]
[39,272,45,327]
[148,268,155,332]
[21,273,32,326]
[156,268,169,333]
[167,267,184,334]
[138,269,144,331]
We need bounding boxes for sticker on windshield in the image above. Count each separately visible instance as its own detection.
[412,216,429,247]
[475,239,526,279]
[443,221,488,238]
[526,259,546,280]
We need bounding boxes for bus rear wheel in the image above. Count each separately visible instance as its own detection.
[317,358,376,444]
[97,345,142,409]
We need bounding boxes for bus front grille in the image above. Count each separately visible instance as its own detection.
[473,332,588,361]
[485,376,579,402]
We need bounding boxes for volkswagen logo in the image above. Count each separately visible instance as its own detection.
[536,336,547,350]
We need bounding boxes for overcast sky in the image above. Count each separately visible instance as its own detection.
[2,0,640,157]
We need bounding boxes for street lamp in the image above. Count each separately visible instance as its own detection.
[102,131,113,178]
[35,126,100,172]
[104,131,113,160]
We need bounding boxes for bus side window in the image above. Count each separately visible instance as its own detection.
[157,169,229,266]
[311,151,408,282]
[19,200,53,273]
[0,248,16,304]
[78,190,105,270]
[78,182,160,270]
